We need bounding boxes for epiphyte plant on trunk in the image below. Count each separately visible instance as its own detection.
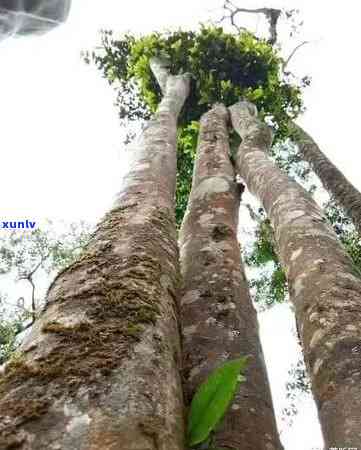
[85,26,304,224]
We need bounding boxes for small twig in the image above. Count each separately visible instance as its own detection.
[244,203,262,223]
[283,41,310,71]
[17,252,50,325]
[28,276,36,324]
[18,251,49,282]
[17,275,37,325]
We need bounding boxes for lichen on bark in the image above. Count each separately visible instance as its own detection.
[290,121,361,237]
[230,100,361,448]
[179,103,283,450]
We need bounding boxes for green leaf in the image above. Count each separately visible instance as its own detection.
[187,357,248,447]
[171,39,182,52]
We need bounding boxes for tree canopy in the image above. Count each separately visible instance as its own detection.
[85,26,305,224]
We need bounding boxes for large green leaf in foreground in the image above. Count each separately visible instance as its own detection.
[187,357,248,447]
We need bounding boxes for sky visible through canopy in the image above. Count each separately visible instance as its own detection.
[1,1,361,448]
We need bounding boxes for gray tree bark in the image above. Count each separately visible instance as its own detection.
[230,101,361,448]
[0,59,190,450]
[290,121,361,236]
[179,104,283,450]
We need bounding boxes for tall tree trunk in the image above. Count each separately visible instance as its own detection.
[230,101,361,448]
[290,121,361,236]
[179,104,283,450]
[0,59,190,450]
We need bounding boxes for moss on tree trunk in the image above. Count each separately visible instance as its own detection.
[0,60,190,450]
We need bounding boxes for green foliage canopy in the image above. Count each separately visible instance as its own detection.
[86,26,304,224]
[88,27,303,131]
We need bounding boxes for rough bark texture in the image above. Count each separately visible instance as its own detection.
[230,101,361,448]
[0,60,190,450]
[290,121,361,236]
[179,104,282,450]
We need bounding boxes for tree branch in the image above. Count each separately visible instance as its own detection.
[222,0,282,44]
[149,57,171,94]
[27,276,36,324]
[14,320,34,337]
[17,252,50,325]
[283,40,309,71]
[221,2,311,77]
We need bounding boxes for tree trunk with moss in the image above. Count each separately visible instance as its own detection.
[230,101,361,448]
[290,121,361,236]
[0,59,190,450]
[179,104,283,450]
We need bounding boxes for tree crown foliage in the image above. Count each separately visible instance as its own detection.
[85,26,304,225]
[87,27,303,133]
